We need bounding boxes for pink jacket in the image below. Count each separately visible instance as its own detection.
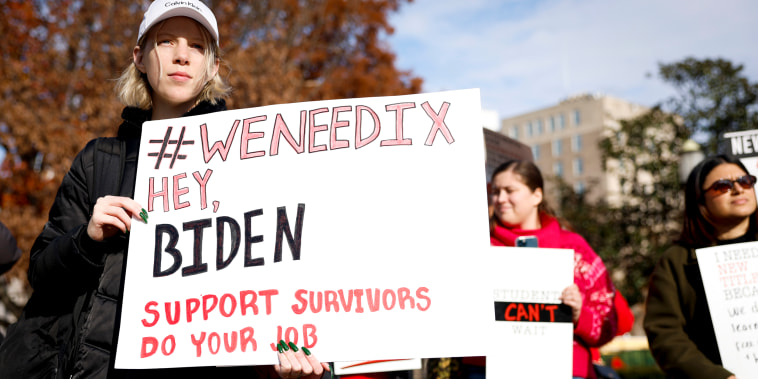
[491,214,618,379]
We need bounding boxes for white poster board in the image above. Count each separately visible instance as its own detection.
[697,242,758,378]
[485,246,574,378]
[114,89,495,369]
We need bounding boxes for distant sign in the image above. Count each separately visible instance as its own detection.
[723,130,758,178]
[724,130,758,158]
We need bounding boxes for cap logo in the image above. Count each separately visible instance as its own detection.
[165,1,203,13]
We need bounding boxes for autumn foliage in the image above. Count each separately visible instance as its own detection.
[0,0,421,314]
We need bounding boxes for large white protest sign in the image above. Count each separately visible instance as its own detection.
[114,89,494,369]
[697,242,758,378]
[484,246,575,377]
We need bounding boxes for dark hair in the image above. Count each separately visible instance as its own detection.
[489,159,560,230]
[679,154,757,247]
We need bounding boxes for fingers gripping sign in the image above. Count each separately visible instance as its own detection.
[274,340,330,379]
[88,195,147,241]
[560,283,583,323]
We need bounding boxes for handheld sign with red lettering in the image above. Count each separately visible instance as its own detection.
[697,242,758,378]
[115,89,494,369]
[485,247,574,378]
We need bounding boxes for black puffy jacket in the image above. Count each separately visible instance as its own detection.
[23,100,270,378]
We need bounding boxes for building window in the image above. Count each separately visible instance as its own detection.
[573,157,584,175]
[558,114,566,130]
[572,109,581,126]
[526,122,533,137]
[536,120,544,135]
[510,125,519,139]
[548,117,556,132]
[574,181,585,194]
[554,161,564,177]
[532,145,541,160]
[552,140,563,156]
[572,135,583,152]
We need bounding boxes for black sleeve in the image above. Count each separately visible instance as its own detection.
[28,140,123,294]
[0,221,21,274]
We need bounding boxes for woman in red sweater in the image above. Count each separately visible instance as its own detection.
[489,160,618,379]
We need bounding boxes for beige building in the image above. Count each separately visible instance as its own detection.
[499,93,648,205]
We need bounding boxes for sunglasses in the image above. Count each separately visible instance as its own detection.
[703,175,757,196]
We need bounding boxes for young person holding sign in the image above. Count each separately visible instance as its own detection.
[0,1,328,378]
[489,160,618,379]
[644,155,752,379]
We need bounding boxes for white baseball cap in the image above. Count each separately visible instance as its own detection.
[138,0,219,46]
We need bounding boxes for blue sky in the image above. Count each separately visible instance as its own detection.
[387,0,758,119]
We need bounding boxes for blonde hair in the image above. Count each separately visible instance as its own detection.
[115,18,230,109]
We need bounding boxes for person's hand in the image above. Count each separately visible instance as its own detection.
[274,340,330,379]
[560,284,582,323]
[87,196,146,241]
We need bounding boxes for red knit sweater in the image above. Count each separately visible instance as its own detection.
[490,214,618,379]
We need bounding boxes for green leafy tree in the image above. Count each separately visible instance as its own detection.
[658,57,758,153]
[554,107,689,305]
[595,108,689,304]
[551,107,689,304]
[560,57,757,305]
[596,57,758,302]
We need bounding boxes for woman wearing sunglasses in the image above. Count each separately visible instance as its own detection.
[644,155,755,379]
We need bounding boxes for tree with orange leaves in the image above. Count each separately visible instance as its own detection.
[0,0,421,324]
